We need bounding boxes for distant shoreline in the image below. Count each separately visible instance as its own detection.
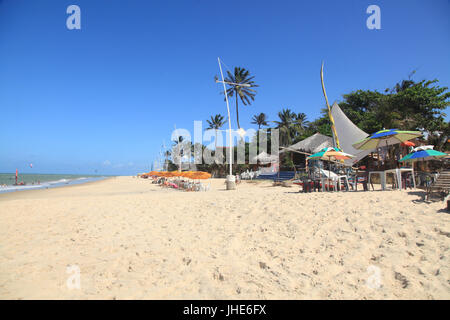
[0,176,115,195]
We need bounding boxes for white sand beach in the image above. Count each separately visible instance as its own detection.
[0,176,448,299]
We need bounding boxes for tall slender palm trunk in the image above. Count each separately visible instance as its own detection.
[214,129,218,150]
[214,129,221,165]
[235,94,240,129]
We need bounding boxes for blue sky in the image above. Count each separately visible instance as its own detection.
[0,0,449,175]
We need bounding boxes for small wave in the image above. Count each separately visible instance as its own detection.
[48,179,70,185]
[0,184,44,192]
[0,177,106,194]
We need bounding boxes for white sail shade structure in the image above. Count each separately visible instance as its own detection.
[331,102,372,165]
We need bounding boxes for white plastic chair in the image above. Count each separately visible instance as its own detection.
[319,169,350,191]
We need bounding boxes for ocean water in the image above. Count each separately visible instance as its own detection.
[0,173,108,194]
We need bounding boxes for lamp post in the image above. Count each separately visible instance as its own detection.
[216,58,251,190]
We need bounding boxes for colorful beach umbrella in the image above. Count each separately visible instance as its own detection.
[401,141,415,147]
[307,147,354,161]
[307,147,354,191]
[352,129,422,150]
[399,146,448,162]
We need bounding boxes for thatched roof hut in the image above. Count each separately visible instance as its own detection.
[251,151,279,164]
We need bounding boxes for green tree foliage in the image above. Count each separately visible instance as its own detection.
[273,108,295,146]
[206,114,226,150]
[308,109,332,137]
[206,114,226,131]
[251,112,268,129]
[273,109,310,146]
[310,76,449,150]
[197,73,449,177]
[223,67,258,129]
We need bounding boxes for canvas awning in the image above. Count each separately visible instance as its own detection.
[279,133,333,154]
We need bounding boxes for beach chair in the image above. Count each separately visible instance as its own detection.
[199,182,211,191]
[319,169,350,191]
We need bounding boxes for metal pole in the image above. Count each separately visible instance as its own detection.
[217,57,233,177]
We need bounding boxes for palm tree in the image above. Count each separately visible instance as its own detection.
[273,108,296,146]
[173,135,184,145]
[294,113,308,131]
[224,67,258,129]
[206,114,226,150]
[163,150,171,171]
[251,113,268,129]
[291,112,309,141]
[172,136,186,171]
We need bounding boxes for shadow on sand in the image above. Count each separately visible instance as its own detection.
[407,190,447,206]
